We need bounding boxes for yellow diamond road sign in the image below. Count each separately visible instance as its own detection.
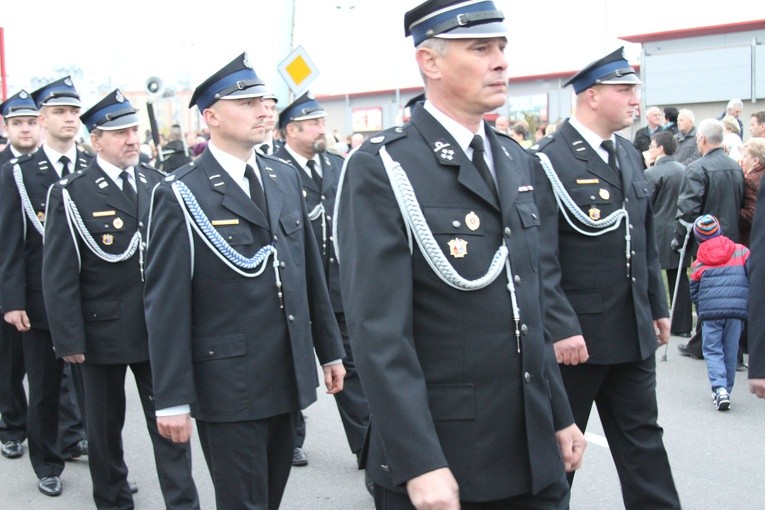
[278,46,319,97]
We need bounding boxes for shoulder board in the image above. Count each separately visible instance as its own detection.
[169,162,196,180]
[359,126,409,155]
[138,161,164,176]
[493,129,512,141]
[529,134,555,153]
[11,153,35,166]
[54,170,87,188]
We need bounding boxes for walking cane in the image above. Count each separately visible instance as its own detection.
[661,219,693,361]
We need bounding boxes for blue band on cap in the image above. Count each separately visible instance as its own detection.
[571,60,631,94]
[410,0,500,46]
[195,68,262,111]
[283,99,323,124]
[84,103,137,130]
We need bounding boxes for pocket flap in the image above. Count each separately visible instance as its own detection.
[83,300,120,322]
[192,333,247,362]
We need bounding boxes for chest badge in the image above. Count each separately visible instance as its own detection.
[448,238,468,258]
[102,233,114,246]
[465,211,480,231]
[599,188,610,200]
[588,206,601,221]
[113,217,124,229]
[36,211,46,223]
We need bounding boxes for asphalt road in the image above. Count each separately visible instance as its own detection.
[1,336,764,509]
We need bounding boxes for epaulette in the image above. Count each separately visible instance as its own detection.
[53,169,87,188]
[493,129,513,141]
[359,125,409,155]
[10,153,34,166]
[138,161,164,176]
[166,161,196,181]
[528,134,555,153]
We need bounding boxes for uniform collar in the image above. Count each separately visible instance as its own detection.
[96,155,135,186]
[284,143,320,177]
[569,115,613,164]
[42,144,77,167]
[207,140,259,186]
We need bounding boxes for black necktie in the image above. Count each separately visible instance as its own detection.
[259,143,270,155]
[59,156,71,177]
[469,135,497,200]
[120,171,137,211]
[244,164,268,214]
[306,159,322,189]
[601,140,619,172]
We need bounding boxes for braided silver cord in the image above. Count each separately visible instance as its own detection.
[307,202,327,255]
[62,188,141,266]
[13,163,45,239]
[171,181,278,279]
[536,152,632,275]
[379,147,507,291]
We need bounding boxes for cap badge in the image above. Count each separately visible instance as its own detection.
[64,78,73,86]
[19,91,28,99]
[115,90,125,102]
[465,211,480,231]
[448,238,468,258]
[243,53,252,69]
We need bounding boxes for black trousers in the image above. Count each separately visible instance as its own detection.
[559,357,680,510]
[1,323,86,455]
[666,267,693,335]
[333,313,370,454]
[0,319,26,443]
[81,361,199,510]
[373,473,570,510]
[197,413,294,510]
[23,328,64,478]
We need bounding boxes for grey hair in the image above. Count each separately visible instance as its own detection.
[697,118,724,145]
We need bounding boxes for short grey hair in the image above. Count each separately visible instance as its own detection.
[697,118,724,145]
[678,108,695,124]
[727,98,743,110]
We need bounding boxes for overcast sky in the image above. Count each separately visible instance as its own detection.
[1,0,759,105]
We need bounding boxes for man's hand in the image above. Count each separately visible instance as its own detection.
[157,413,193,443]
[654,317,670,346]
[323,363,346,394]
[406,467,459,510]
[63,354,85,364]
[749,378,765,398]
[554,335,589,365]
[4,310,30,332]
[555,423,586,472]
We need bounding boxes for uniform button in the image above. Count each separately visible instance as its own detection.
[590,195,596,200]
[531,213,537,219]
[330,257,335,263]
[504,227,511,237]
[632,277,637,282]
[520,324,528,334]
[524,372,531,383]
[273,235,279,241]
[295,220,300,226]
[631,250,636,256]
[228,235,233,241]
[329,236,334,242]
[92,313,98,318]
[280,261,286,268]
[288,315,295,322]
[142,242,147,249]
[629,224,634,230]
[625,197,629,203]
[321,195,326,200]
[139,221,144,227]
[104,224,110,228]
[326,215,331,221]
[514,275,521,284]
[452,220,460,228]
[208,351,214,357]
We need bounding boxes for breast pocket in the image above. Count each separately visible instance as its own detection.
[191,333,249,415]
[514,199,541,273]
[214,224,254,246]
[279,209,305,267]
[82,217,129,251]
[420,206,488,281]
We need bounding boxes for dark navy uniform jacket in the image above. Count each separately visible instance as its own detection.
[143,149,343,423]
[337,104,573,501]
[0,149,91,328]
[533,120,669,364]
[274,146,344,311]
[42,162,161,364]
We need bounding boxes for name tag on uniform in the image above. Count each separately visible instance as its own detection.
[576,179,599,185]
[211,219,240,226]
[92,210,116,217]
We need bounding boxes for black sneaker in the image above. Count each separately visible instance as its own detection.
[292,447,308,466]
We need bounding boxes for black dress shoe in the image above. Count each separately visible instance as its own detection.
[292,447,308,466]
[1,439,23,459]
[38,475,62,496]
[62,438,88,460]
[129,480,139,494]
[677,343,703,360]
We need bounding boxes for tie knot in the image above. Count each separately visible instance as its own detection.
[259,144,270,155]
[244,164,257,179]
[470,135,485,154]
[59,155,71,165]
[601,140,616,154]
[306,159,316,170]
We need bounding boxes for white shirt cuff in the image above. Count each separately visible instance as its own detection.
[155,404,191,417]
